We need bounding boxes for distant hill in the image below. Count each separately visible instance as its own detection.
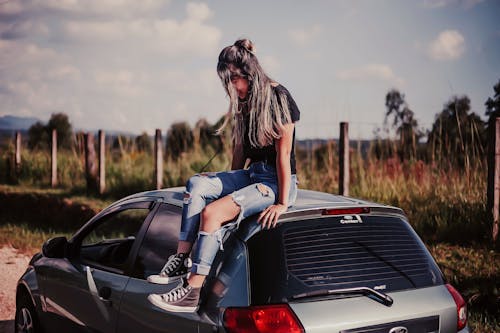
[0,115,41,130]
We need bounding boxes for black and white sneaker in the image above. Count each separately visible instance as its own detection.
[148,279,201,313]
[147,253,191,284]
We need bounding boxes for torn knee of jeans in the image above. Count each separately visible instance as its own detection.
[183,191,192,204]
[231,194,245,206]
[256,183,271,196]
[199,230,225,250]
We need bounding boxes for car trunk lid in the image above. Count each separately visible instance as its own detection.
[289,285,457,333]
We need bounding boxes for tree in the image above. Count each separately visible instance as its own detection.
[47,113,73,149]
[166,122,194,160]
[384,89,423,160]
[28,113,73,150]
[485,79,500,122]
[135,132,152,153]
[194,118,223,152]
[427,95,486,168]
[28,121,49,150]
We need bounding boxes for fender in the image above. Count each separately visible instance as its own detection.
[17,254,43,313]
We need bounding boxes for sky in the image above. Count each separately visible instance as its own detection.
[0,0,499,140]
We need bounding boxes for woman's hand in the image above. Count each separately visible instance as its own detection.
[258,204,288,229]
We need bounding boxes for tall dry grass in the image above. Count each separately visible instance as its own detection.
[297,140,489,245]
[0,135,492,245]
[0,138,232,198]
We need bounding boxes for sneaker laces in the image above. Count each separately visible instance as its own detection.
[160,255,181,276]
[162,284,191,302]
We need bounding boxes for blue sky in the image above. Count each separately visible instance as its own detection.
[1,0,499,139]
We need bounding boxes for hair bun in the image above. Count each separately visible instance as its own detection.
[234,39,255,54]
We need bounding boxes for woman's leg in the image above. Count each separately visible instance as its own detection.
[188,195,241,288]
[148,170,251,284]
[189,172,298,284]
[148,195,243,313]
[179,169,252,245]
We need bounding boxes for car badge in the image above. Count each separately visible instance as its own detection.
[340,215,363,224]
[389,326,408,333]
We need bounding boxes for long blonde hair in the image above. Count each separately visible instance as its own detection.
[216,39,291,148]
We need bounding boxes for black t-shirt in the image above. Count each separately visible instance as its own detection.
[242,84,300,174]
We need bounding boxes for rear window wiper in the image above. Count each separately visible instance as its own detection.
[292,287,394,307]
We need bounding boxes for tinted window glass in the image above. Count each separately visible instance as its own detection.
[132,204,181,279]
[248,215,444,304]
[80,206,151,271]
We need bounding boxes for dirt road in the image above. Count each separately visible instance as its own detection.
[0,246,32,333]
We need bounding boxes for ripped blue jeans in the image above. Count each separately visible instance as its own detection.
[180,161,298,276]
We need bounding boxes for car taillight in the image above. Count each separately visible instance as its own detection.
[446,284,467,331]
[223,304,305,333]
[322,207,370,215]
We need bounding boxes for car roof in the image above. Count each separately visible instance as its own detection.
[107,187,405,243]
[114,187,403,215]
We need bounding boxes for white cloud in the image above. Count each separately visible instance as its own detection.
[289,24,322,46]
[93,69,149,98]
[260,55,281,76]
[336,64,404,86]
[0,0,24,16]
[186,2,213,21]
[422,0,484,9]
[48,65,81,80]
[428,30,465,60]
[3,0,167,17]
[61,3,221,57]
[0,1,230,133]
[1,1,221,59]
[0,40,60,67]
[0,39,80,119]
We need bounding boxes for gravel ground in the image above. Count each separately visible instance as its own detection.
[0,246,32,333]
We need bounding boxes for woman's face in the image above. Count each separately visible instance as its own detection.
[230,74,249,99]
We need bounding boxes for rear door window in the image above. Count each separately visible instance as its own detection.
[131,203,181,279]
[247,215,443,304]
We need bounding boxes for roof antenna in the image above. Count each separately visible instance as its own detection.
[199,146,223,173]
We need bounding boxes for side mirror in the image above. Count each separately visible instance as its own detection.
[42,236,68,258]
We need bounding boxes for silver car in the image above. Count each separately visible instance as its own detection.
[16,187,469,332]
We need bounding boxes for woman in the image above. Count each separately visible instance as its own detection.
[148,38,300,313]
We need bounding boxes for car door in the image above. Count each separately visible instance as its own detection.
[116,203,203,333]
[37,199,156,333]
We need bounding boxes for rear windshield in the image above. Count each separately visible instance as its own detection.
[247,215,444,304]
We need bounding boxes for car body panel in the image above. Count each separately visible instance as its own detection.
[116,278,203,333]
[36,256,129,332]
[290,285,458,333]
[17,265,42,315]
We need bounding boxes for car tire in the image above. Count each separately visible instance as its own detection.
[15,291,43,333]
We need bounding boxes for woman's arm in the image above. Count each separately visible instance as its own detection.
[258,122,295,228]
[231,142,246,170]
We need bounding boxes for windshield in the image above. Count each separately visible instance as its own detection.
[247,215,443,304]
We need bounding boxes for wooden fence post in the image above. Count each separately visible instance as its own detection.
[15,131,21,172]
[154,129,163,190]
[51,129,58,187]
[84,132,98,194]
[98,130,106,195]
[339,122,349,196]
[487,117,500,243]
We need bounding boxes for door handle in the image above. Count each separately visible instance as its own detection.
[85,265,113,308]
[98,286,113,306]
